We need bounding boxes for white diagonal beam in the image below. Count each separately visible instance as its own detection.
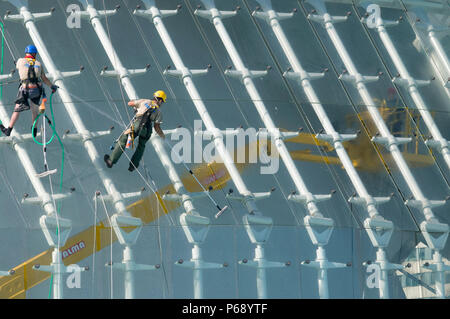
[194,0,339,299]
[134,0,285,299]
[254,0,395,298]
[2,1,147,298]
[304,0,449,298]
[361,5,450,172]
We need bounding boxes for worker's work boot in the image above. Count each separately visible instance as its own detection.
[128,163,135,172]
[104,154,113,168]
[0,124,12,136]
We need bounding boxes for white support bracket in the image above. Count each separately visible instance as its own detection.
[4,8,53,24]
[339,73,380,84]
[110,214,143,246]
[33,263,88,274]
[243,214,273,244]
[39,214,72,248]
[363,216,394,248]
[257,128,300,141]
[194,8,238,21]
[348,195,392,208]
[107,260,158,272]
[176,259,224,270]
[134,7,180,20]
[392,76,431,89]
[162,192,208,203]
[252,10,294,23]
[226,190,273,204]
[239,258,287,269]
[180,213,210,245]
[301,258,348,270]
[100,67,149,80]
[371,135,412,148]
[0,73,13,82]
[284,70,325,82]
[45,69,83,82]
[99,189,146,205]
[316,132,358,144]
[225,68,268,83]
[78,7,118,21]
[164,67,210,81]
[0,269,14,276]
[405,198,447,210]
[362,259,404,272]
[0,133,40,145]
[423,258,450,273]
[425,138,450,152]
[303,215,334,246]
[288,192,333,206]
[22,192,71,207]
[62,129,112,142]
[420,220,449,251]
[360,17,399,28]
[308,13,348,25]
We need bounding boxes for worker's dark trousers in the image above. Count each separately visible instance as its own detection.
[110,118,152,168]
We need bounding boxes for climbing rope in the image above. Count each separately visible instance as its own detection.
[31,92,65,299]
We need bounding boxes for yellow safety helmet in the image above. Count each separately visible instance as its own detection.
[153,90,167,103]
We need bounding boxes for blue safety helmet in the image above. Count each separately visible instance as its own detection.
[25,45,38,54]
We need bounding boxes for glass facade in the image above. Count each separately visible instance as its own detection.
[0,0,448,299]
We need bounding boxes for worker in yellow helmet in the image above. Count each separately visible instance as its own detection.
[104,90,167,172]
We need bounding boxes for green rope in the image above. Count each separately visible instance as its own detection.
[0,21,4,99]
[0,21,5,130]
[32,93,65,299]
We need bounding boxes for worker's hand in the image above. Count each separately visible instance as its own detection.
[39,107,45,114]
[51,84,58,93]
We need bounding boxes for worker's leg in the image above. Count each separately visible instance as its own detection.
[109,132,129,165]
[0,103,26,136]
[9,106,21,127]
[129,126,152,170]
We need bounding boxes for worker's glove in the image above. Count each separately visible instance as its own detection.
[51,84,58,93]
[39,106,45,114]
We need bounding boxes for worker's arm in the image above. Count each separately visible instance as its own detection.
[128,99,142,107]
[40,72,52,87]
[41,71,58,93]
[154,123,165,139]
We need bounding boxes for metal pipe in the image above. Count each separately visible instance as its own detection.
[374,21,450,171]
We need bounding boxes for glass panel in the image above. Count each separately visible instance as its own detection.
[0,0,448,299]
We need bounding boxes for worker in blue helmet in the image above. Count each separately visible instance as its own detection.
[0,45,59,137]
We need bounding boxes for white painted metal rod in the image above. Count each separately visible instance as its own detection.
[198,0,326,218]
[309,5,437,222]
[372,18,450,171]
[254,1,386,220]
[0,100,58,216]
[195,0,341,299]
[137,0,262,216]
[6,4,131,218]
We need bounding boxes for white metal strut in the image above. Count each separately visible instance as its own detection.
[361,2,450,173]
[194,0,346,299]
[304,0,449,298]
[2,0,148,298]
[253,0,394,298]
[134,0,286,299]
